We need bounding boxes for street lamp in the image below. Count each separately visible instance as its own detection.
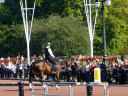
[95,0,100,8]
[95,0,111,82]
[95,0,111,66]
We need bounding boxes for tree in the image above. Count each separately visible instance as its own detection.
[61,0,85,20]
[0,0,22,25]
[0,24,26,57]
[31,15,90,56]
[0,0,127,57]
[94,0,128,55]
[33,0,85,20]
[34,0,65,18]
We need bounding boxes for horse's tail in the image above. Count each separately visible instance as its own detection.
[30,65,35,74]
[29,63,35,83]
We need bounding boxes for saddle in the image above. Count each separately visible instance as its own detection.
[44,59,57,66]
[44,59,51,66]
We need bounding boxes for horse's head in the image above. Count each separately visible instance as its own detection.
[55,57,70,66]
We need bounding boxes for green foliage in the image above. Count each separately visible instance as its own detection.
[0,0,127,57]
[34,0,65,18]
[62,0,85,20]
[34,0,85,20]
[0,24,26,57]
[31,15,90,56]
[0,0,22,25]
[94,0,128,55]
[106,0,128,55]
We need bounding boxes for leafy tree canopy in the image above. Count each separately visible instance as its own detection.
[94,0,128,55]
[0,0,127,57]
[31,15,90,57]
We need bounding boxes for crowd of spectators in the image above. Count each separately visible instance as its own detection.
[59,55,128,84]
[0,55,128,84]
[0,55,43,79]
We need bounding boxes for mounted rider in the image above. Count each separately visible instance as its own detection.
[44,42,56,75]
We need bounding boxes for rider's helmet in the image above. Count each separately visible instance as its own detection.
[46,42,51,46]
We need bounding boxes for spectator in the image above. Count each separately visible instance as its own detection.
[1,62,6,78]
[59,64,65,81]
[123,60,128,84]
[65,62,72,82]
[16,60,20,78]
[113,62,118,83]
[107,63,113,83]
[81,62,86,82]
[71,61,76,82]
[21,55,24,61]
[33,54,37,61]
[19,61,23,78]
[76,64,82,82]
[0,57,4,61]
[7,56,10,61]
[90,63,95,82]
[23,62,29,79]
[11,64,16,78]
[85,63,91,83]
[7,61,13,78]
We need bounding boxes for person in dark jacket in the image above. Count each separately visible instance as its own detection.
[44,42,56,75]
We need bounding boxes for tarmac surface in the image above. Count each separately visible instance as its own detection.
[0,79,128,96]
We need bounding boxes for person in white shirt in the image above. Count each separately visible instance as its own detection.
[21,55,24,61]
[11,64,16,78]
[8,61,13,69]
[7,61,13,78]
[19,61,23,78]
[0,57,4,61]
[44,42,56,75]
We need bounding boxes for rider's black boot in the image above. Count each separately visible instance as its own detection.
[51,65,56,75]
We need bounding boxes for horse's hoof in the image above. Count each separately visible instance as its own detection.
[30,88,32,91]
[43,85,46,90]
[56,85,60,90]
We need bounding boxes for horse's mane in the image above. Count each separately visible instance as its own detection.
[55,58,69,65]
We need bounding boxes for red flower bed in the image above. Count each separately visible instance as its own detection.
[71,56,120,62]
[0,58,26,64]
[0,58,17,63]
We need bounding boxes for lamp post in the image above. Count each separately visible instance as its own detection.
[95,0,111,82]
[95,0,111,66]
[102,0,111,66]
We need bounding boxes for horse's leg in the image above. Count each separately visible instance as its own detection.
[55,72,60,90]
[29,70,34,90]
[56,72,60,83]
[39,73,43,83]
[39,72,46,90]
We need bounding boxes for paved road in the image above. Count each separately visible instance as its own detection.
[0,80,128,96]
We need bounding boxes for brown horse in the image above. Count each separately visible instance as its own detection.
[29,58,68,90]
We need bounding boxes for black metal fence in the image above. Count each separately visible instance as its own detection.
[0,81,25,96]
